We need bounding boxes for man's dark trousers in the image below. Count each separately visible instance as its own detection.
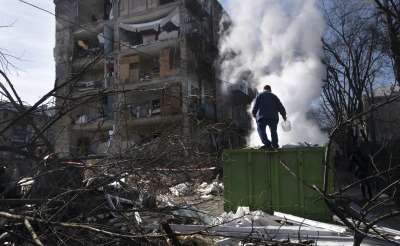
[256,118,279,148]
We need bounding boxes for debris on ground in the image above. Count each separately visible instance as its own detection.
[196,181,223,197]
[169,182,191,196]
[1,164,400,246]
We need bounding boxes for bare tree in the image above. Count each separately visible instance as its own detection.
[314,1,400,245]
[374,0,400,86]
[0,22,24,75]
[318,0,392,155]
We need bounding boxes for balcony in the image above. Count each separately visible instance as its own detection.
[73,110,114,125]
[118,7,181,52]
[120,103,181,120]
[75,80,105,92]
[70,94,114,131]
[73,24,114,63]
[70,118,114,132]
[185,14,211,42]
[119,104,182,128]
[76,0,114,25]
[118,0,178,21]
[119,85,182,126]
[73,42,104,60]
[118,45,181,85]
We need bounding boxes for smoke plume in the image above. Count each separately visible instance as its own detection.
[218,0,327,146]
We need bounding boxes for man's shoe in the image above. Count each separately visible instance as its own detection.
[260,144,272,149]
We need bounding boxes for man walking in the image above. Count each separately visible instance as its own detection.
[252,85,287,148]
[349,148,373,201]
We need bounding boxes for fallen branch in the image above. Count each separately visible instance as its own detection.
[23,218,43,246]
[0,211,160,240]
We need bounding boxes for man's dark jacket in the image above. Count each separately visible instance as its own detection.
[252,91,286,121]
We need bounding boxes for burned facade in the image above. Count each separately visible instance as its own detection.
[53,0,252,161]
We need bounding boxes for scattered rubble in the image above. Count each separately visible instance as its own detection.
[196,181,224,197]
[1,164,400,245]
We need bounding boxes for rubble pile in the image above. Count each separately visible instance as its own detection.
[1,162,400,246]
[0,163,225,245]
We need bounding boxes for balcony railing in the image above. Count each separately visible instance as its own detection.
[75,80,104,92]
[120,103,181,121]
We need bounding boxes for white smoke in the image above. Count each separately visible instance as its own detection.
[218,0,327,147]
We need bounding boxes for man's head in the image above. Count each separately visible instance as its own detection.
[263,85,271,91]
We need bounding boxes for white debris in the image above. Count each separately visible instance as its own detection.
[143,203,400,246]
[196,182,223,196]
[158,195,214,225]
[108,177,126,189]
[169,182,190,196]
[274,211,347,233]
[159,195,178,206]
[282,142,321,148]
[200,194,213,199]
[212,206,280,227]
[134,212,142,224]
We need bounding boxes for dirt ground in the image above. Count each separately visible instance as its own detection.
[160,185,225,219]
[149,167,225,217]
[176,194,225,218]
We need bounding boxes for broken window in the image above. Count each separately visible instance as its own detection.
[77,0,113,24]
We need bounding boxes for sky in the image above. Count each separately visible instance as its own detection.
[0,0,327,146]
[0,0,55,105]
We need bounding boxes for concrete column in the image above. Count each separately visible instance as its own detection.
[179,5,190,141]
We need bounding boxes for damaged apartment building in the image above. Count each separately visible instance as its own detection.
[53,0,253,160]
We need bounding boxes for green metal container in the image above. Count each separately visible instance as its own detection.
[223,147,333,222]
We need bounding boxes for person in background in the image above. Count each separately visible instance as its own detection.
[334,150,342,170]
[91,14,97,22]
[349,148,373,201]
[333,150,343,189]
[252,85,287,149]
